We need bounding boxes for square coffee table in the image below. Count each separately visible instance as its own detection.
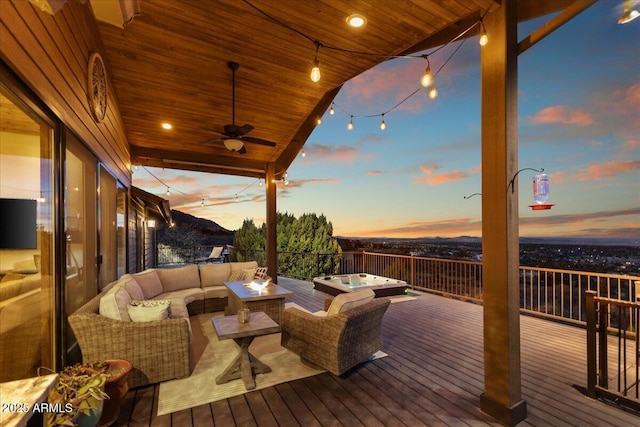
[224,281,293,325]
[212,311,280,390]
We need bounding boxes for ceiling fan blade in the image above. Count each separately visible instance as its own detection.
[237,124,254,136]
[199,137,225,145]
[238,145,247,154]
[241,136,277,147]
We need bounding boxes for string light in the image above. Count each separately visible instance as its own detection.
[429,85,438,99]
[259,178,263,186]
[310,40,322,82]
[479,19,488,46]
[166,187,170,196]
[420,56,433,87]
[235,194,238,202]
[317,118,322,125]
[301,149,306,157]
[380,114,386,130]
[347,116,354,130]
[201,197,205,207]
[329,104,335,115]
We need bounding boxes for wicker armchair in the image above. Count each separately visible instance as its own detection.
[68,292,191,388]
[280,296,390,375]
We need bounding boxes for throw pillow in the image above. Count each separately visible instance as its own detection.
[254,267,268,279]
[242,268,258,281]
[99,285,132,321]
[326,288,375,316]
[132,269,163,299]
[228,268,245,282]
[122,278,144,301]
[127,299,171,322]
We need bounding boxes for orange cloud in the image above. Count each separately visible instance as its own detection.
[574,160,640,180]
[623,139,640,151]
[351,218,482,238]
[530,105,593,126]
[414,164,478,185]
[304,144,360,163]
[414,170,469,185]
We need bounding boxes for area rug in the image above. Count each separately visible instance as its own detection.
[157,313,324,415]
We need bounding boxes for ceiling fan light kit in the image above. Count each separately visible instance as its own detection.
[223,138,244,152]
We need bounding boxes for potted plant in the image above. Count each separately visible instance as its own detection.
[45,363,108,427]
[98,359,133,427]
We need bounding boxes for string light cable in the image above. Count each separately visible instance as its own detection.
[241,0,491,129]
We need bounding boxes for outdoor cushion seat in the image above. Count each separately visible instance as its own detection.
[156,288,205,307]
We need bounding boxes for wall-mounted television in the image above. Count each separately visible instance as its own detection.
[0,198,37,249]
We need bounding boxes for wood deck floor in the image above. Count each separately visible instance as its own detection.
[114,277,639,426]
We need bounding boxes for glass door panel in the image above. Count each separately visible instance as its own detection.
[64,133,97,362]
[0,90,55,381]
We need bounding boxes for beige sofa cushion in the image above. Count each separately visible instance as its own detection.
[132,269,163,299]
[157,264,201,292]
[326,288,375,316]
[99,284,132,321]
[156,288,204,306]
[230,261,258,274]
[200,263,231,287]
[203,285,227,299]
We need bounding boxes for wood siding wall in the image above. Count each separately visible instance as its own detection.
[128,198,140,273]
[0,0,131,185]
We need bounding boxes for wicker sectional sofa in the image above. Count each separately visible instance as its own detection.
[69,261,262,388]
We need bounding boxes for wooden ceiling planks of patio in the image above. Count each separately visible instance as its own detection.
[115,277,639,426]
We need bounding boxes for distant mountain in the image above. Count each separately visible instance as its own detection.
[170,210,235,246]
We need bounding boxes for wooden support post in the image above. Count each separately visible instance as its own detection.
[265,163,277,284]
[479,1,527,425]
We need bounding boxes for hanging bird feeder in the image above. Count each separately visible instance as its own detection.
[529,172,554,210]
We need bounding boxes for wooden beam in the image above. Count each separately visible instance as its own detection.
[480,1,527,425]
[265,163,277,284]
[518,0,598,55]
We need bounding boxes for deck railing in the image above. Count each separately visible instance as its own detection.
[586,290,640,409]
[157,246,639,326]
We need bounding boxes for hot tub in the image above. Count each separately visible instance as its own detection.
[312,273,407,297]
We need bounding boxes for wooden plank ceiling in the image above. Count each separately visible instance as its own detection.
[94,0,575,179]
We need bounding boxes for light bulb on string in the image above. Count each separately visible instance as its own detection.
[420,56,433,87]
[234,194,238,202]
[259,178,263,186]
[317,118,322,125]
[166,187,170,196]
[310,41,322,82]
[429,85,438,99]
[301,149,306,157]
[329,105,335,115]
[201,197,205,207]
[347,116,354,130]
[380,114,386,130]
[479,20,488,46]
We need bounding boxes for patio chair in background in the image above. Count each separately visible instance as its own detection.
[195,246,225,264]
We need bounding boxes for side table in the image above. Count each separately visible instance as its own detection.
[212,311,280,390]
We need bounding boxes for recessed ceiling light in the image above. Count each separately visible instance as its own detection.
[161,122,172,130]
[346,14,366,28]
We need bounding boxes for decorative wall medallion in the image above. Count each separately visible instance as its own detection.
[87,52,107,122]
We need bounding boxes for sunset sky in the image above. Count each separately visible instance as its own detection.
[133,2,640,240]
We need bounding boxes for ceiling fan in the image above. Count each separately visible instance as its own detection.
[199,61,277,154]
